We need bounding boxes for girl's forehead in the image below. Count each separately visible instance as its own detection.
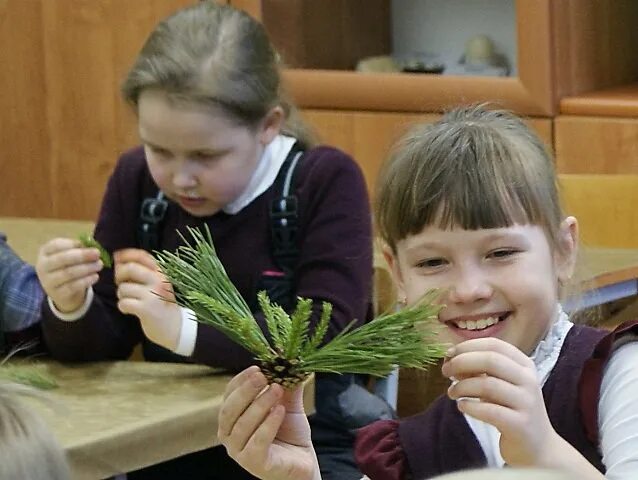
[397,223,547,252]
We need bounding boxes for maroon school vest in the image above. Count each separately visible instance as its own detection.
[356,321,638,480]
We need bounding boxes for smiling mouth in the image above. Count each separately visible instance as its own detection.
[448,313,511,332]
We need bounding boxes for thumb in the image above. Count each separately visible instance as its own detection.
[281,377,310,414]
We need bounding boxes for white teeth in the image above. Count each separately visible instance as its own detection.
[455,316,500,331]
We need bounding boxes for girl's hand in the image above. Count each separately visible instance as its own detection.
[114,248,181,350]
[36,238,102,313]
[442,337,561,467]
[218,366,321,480]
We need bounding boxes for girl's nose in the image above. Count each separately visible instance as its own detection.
[447,267,493,304]
[172,161,198,189]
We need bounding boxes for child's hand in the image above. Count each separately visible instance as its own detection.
[114,249,181,350]
[442,337,561,467]
[218,366,321,480]
[36,238,102,313]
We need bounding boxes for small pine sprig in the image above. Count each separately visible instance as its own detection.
[155,226,447,387]
[78,233,112,268]
[1,342,58,390]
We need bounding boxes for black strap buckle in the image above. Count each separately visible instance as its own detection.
[138,193,168,251]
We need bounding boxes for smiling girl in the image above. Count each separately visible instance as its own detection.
[216,105,638,480]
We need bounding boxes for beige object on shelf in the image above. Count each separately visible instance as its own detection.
[465,34,496,66]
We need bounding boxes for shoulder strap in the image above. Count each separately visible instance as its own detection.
[270,142,304,274]
[137,190,169,252]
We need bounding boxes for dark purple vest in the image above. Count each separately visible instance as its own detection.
[398,324,619,479]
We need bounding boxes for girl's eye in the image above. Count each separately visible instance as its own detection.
[488,249,519,259]
[416,258,447,269]
[149,146,171,158]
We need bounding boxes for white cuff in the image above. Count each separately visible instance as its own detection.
[48,288,94,321]
[174,307,198,356]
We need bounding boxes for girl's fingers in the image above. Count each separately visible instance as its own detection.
[114,261,158,286]
[39,238,82,256]
[115,248,158,270]
[449,337,531,366]
[442,349,535,386]
[116,282,152,301]
[42,247,101,274]
[223,367,262,402]
[47,261,102,288]
[224,384,283,456]
[236,404,286,466]
[448,375,526,409]
[280,384,306,415]
[456,398,519,433]
[218,370,269,437]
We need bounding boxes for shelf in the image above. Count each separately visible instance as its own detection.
[284,69,550,115]
[560,83,638,118]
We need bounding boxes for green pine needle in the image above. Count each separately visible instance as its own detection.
[155,226,447,384]
[78,233,112,268]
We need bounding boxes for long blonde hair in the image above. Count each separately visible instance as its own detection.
[122,1,314,146]
[0,382,69,480]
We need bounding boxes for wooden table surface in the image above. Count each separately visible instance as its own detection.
[18,361,231,479]
[13,360,314,480]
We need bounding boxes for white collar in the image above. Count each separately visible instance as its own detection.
[223,134,297,215]
[529,304,573,385]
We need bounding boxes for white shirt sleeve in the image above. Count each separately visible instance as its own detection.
[47,287,94,321]
[598,341,638,479]
[173,307,198,356]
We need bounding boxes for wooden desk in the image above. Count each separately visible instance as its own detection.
[22,360,314,480]
[568,247,638,310]
[26,361,230,480]
[1,216,94,264]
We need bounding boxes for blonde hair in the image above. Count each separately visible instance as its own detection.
[122,1,315,146]
[0,382,69,480]
[376,105,562,254]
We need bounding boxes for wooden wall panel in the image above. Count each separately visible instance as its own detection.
[41,0,192,220]
[555,116,638,174]
[0,1,51,218]
[0,0,192,221]
[302,109,552,197]
[560,174,638,248]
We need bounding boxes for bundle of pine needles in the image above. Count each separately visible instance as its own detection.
[0,342,57,390]
[156,227,447,388]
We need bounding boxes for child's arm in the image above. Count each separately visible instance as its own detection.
[218,366,321,480]
[598,340,638,477]
[443,338,605,479]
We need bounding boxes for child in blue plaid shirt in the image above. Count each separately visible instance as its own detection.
[0,233,44,352]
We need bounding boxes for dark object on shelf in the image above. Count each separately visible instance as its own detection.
[402,61,445,75]
[261,0,391,70]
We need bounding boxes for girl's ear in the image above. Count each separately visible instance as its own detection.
[258,106,285,145]
[382,243,408,305]
[556,216,579,284]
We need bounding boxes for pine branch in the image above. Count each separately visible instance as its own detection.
[156,226,448,386]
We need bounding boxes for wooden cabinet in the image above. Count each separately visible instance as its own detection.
[232,0,638,117]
